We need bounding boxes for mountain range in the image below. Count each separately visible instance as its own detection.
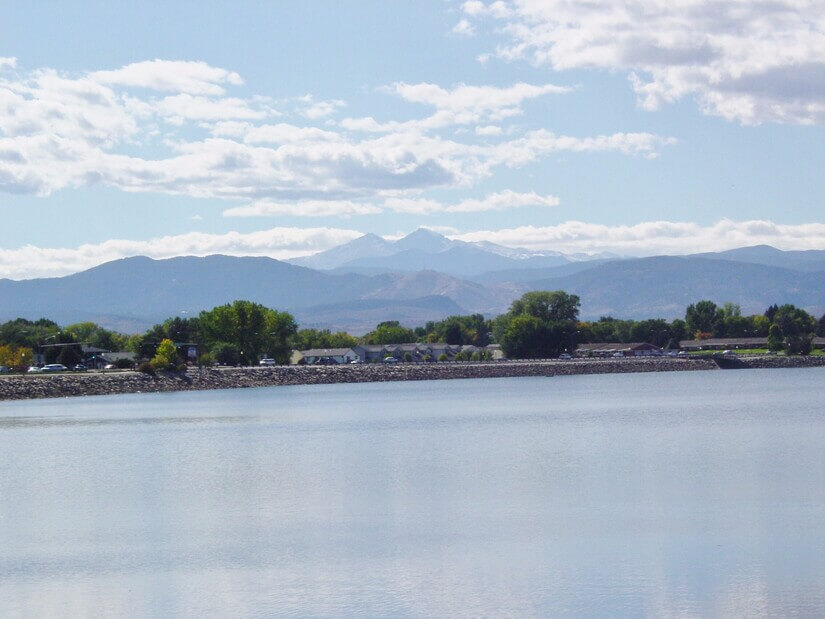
[289,228,574,276]
[1,230,823,333]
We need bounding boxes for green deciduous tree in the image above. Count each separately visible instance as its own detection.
[362,321,416,345]
[509,291,580,323]
[685,300,723,337]
[767,324,784,352]
[290,329,358,351]
[198,301,297,365]
[497,291,579,358]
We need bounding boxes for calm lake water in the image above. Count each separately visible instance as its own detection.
[2,368,825,617]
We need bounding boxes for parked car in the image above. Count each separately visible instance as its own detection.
[259,358,277,366]
[41,364,68,372]
[612,352,624,358]
[721,350,734,355]
[383,357,399,363]
[559,353,572,360]
[349,358,362,364]
[103,364,116,370]
[27,366,42,373]
[73,364,87,371]
[0,365,10,374]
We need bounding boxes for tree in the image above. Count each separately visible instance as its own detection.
[423,314,491,346]
[198,301,297,365]
[290,328,358,351]
[136,323,168,359]
[751,314,771,337]
[64,322,130,352]
[362,321,415,345]
[0,344,33,371]
[685,300,723,337]
[773,304,815,338]
[509,291,580,323]
[501,315,547,359]
[818,313,825,337]
[210,342,241,366]
[630,318,671,347]
[0,318,59,349]
[767,324,784,352]
[150,338,178,371]
[669,319,688,345]
[497,291,579,358]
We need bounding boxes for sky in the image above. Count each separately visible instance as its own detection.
[2,0,825,279]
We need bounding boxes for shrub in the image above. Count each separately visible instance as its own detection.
[137,362,155,375]
[437,353,448,362]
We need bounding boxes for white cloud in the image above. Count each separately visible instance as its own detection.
[452,219,825,255]
[297,95,346,119]
[227,122,344,144]
[223,200,381,217]
[0,57,16,70]
[0,226,363,280]
[465,0,825,125]
[384,190,559,214]
[0,59,672,203]
[223,190,558,217]
[154,94,267,121]
[342,81,570,132]
[462,0,511,18]
[452,19,476,36]
[475,125,503,136]
[89,59,243,95]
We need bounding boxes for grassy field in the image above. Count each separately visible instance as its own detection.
[686,348,824,356]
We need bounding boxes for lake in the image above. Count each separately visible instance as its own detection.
[2,368,825,617]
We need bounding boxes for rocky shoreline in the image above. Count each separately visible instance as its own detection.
[1,356,824,402]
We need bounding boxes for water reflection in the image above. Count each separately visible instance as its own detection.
[1,369,825,616]
[0,415,250,429]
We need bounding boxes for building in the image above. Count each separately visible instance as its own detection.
[678,337,768,351]
[301,348,360,365]
[576,342,663,357]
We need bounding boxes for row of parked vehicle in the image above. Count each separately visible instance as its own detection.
[25,363,115,373]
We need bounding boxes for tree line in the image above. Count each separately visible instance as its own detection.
[1,294,824,371]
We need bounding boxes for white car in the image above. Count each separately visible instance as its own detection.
[383,357,399,363]
[27,366,42,373]
[41,364,69,372]
[259,358,277,366]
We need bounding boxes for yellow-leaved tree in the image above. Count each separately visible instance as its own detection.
[150,338,178,371]
[0,345,34,371]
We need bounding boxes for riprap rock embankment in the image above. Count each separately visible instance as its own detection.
[1,356,824,402]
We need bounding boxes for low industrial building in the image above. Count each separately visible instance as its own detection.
[576,342,664,357]
[679,337,768,351]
